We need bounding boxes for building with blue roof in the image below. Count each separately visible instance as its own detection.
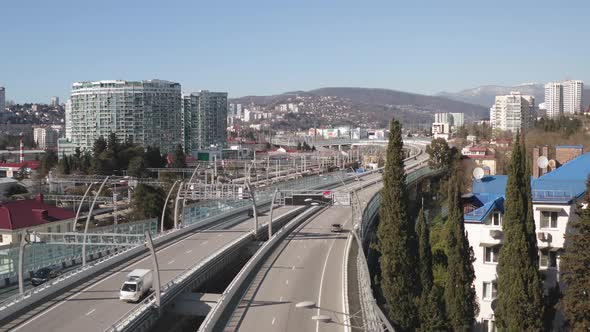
[464,150,590,331]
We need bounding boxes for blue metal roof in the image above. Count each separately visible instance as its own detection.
[466,151,590,221]
[465,197,504,222]
[555,145,584,149]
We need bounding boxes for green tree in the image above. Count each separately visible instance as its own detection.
[426,138,458,171]
[376,118,420,331]
[444,175,477,331]
[416,207,448,331]
[495,134,543,331]
[130,184,168,221]
[127,156,147,177]
[171,144,187,168]
[561,177,590,331]
[37,149,58,178]
[144,146,167,168]
[93,136,107,158]
[58,153,71,175]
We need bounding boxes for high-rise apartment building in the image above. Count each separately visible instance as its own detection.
[450,112,465,127]
[183,91,228,153]
[50,96,60,108]
[562,80,584,115]
[69,80,182,153]
[34,126,59,150]
[0,87,5,113]
[64,99,72,140]
[491,92,535,133]
[544,82,563,118]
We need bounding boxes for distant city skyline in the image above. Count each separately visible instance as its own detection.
[1,0,589,102]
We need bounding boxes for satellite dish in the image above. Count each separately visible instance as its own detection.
[472,167,485,180]
[491,299,498,311]
[537,156,549,169]
[549,159,557,169]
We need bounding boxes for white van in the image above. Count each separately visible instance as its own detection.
[119,269,153,302]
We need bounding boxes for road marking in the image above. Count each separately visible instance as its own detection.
[285,280,289,285]
[85,309,96,316]
[202,241,208,245]
[272,317,276,325]
[279,296,283,302]
[316,223,341,332]
[218,234,222,237]
[186,249,192,254]
[297,256,301,260]
[167,260,175,265]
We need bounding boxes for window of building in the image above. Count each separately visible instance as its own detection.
[483,282,497,300]
[47,227,52,233]
[484,246,500,263]
[540,251,558,268]
[56,225,61,233]
[540,211,558,228]
[492,212,502,226]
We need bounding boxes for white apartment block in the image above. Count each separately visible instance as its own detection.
[183,90,228,153]
[490,92,535,133]
[464,152,590,331]
[562,80,584,115]
[65,99,72,140]
[69,80,183,153]
[544,82,563,118]
[33,127,58,149]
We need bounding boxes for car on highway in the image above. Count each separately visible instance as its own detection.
[331,223,342,232]
[31,265,63,286]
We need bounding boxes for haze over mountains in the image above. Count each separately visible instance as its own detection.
[232,87,489,126]
[439,83,590,108]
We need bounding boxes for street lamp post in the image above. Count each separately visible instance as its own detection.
[173,181,185,229]
[144,230,161,309]
[295,301,391,331]
[161,180,181,232]
[82,176,110,266]
[73,182,97,231]
[268,189,279,239]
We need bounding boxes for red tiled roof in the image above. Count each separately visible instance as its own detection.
[0,161,40,170]
[0,194,76,230]
[469,147,488,152]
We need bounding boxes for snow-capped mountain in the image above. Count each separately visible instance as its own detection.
[437,83,545,107]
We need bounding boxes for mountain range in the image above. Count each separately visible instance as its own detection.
[231,87,490,127]
[439,83,590,108]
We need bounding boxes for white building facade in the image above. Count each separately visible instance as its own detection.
[0,87,5,114]
[68,80,183,153]
[464,152,590,331]
[490,92,535,133]
[183,90,228,153]
[544,82,563,118]
[562,80,584,115]
[33,127,59,150]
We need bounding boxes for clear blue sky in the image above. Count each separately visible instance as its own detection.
[1,0,589,103]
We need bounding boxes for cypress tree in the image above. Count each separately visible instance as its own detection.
[376,118,420,331]
[444,174,477,331]
[417,207,448,331]
[561,177,590,331]
[495,135,543,330]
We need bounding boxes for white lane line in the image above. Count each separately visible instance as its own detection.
[85,309,96,316]
[292,266,295,270]
[167,260,175,265]
[285,280,289,285]
[279,296,283,302]
[186,249,193,254]
[201,241,208,245]
[272,317,276,325]
[316,220,344,332]
[12,224,220,331]
[297,255,301,260]
[217,234,222,237]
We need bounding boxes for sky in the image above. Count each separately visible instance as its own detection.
[1,0,589,103]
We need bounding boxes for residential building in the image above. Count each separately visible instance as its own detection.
[464,151,590,331]
[33,126,58,149]
[461,146,497,175]
[0,87,5,114]
[65,99,72,140]
[544,82,563,118]
[450,112,465,127]
[434,112,450,124]
[57,138,78,159]
[490,92,535,133]
[50,96,60,108]
[69,80,182,153]
[562,80,584,115]
[183,90,228,153]
[0,194,76,245]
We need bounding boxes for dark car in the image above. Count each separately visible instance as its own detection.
[31,265,63,286]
